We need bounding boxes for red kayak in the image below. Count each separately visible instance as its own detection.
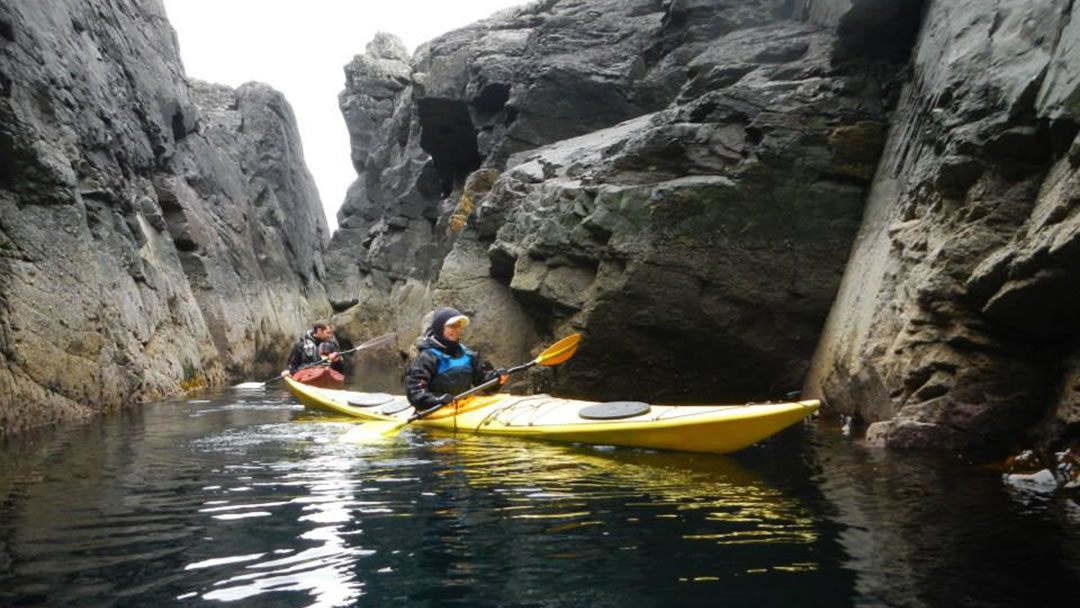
[291,366,344,390]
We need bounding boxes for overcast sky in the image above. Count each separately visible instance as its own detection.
[162,0,525,231]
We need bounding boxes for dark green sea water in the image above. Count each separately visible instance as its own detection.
[1,363,1077,607]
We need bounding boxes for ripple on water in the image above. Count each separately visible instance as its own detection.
[5,390,1077,607]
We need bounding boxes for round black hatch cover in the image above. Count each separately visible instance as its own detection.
[346,392,395,407]
[578,401,651,420]
[374,398,412,416]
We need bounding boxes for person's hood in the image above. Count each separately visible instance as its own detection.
[426,307,469,338]
[417,334,463,356]
[423,307,468,355]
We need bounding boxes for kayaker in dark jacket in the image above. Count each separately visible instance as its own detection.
[285,322,343,374]
[405,307,506,411]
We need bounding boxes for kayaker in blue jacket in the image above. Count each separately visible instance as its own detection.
[405,307,506,411]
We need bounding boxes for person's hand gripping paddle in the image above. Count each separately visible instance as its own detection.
[344,334,581,442]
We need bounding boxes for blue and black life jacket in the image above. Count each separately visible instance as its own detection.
[426,344,476,396]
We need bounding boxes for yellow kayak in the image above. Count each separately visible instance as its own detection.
[282,375,819,454]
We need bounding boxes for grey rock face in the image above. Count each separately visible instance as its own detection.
[329,0,899,398]
[164,80,332,376]
[328,0,687,314]
[483,22,889,402]
[331,0,1078,452]
[806,0,1080,453]
[0,0,329,435]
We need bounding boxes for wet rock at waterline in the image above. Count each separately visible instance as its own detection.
[0,1,329,435]
[1001,448,1080,496]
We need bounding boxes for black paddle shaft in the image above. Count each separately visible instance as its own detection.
[408,361,534,422]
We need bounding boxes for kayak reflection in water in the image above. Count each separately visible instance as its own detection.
[405,307,508,411]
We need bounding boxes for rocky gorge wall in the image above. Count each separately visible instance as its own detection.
[326,0,916,402]
[4,0,1077,457]
[805,0,1080,455]
[329,0,1079,454]
[0,0,331,435]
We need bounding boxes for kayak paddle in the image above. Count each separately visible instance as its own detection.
[343,333,581,441]
[233,332,396,389]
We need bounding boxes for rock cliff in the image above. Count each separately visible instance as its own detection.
[805,0,1080,454]
[329,0,1079,453]
[7,0,1079,455]
[327,0,909,402]
[0,0,330,435]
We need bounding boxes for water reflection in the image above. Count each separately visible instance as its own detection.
[181,410,830,606]
[181,424,376,605]
[328,430,837,607]
[811,430,1080,608]
[418,433,818,551]
[1,381,1077,607]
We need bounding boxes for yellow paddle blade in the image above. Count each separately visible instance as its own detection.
[535,333,581,366]
[340,419,409,443]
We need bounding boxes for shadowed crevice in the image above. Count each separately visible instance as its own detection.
[417,98,482,197]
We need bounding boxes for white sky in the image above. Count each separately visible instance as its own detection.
[163,0,526,231]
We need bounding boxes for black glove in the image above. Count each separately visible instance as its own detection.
[435,394,455,406]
